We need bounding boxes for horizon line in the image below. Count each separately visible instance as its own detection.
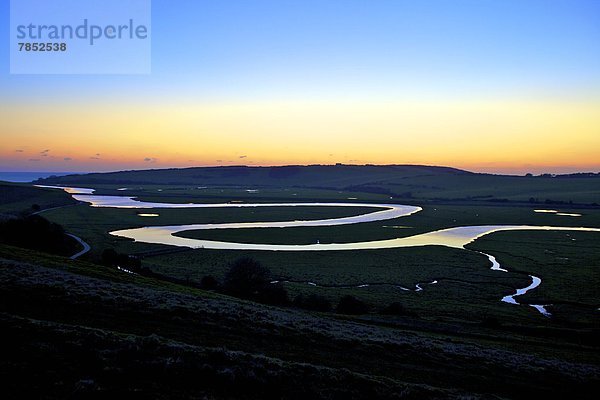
[2,163,600,178]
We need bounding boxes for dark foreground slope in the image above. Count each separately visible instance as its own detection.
[37,164,600,204]
[1,245,598,399]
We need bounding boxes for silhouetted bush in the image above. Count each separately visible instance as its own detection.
[222,258,290,305]
[200,275,220,290]
[223,257,271,298]
[336,295,370,315]
[0,214,78,256]
[293,294,332,312]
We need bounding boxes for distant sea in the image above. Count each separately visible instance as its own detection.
[0,172,81,183]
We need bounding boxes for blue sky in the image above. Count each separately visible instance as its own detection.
[1,0,598,101]
[1,0,599,174]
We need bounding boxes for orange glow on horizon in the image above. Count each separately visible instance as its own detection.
[1,98,599,174]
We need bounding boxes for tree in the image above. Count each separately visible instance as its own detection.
[222,258,290,304]
[223,257,271,298]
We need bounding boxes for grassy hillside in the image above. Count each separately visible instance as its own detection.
[1,244,598,399]
[36,164,600,204]
[37,164,468,187]
[0,181,76,215]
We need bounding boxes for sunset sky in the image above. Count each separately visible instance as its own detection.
[1,0,599,174]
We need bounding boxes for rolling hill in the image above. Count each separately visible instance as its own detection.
[36,164,600,204]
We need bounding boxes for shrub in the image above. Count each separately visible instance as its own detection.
[336,295,369,315]
[222,258,290,305]
[293,294,332,312]
[223,257,271,298]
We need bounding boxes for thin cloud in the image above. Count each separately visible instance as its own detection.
[239,155,247,159]
[28,158,40,162]
[40,149,50,157]
[90,153,101,160]
[15,149,24,153]
[144,157,157,163]
[64,157,72,161]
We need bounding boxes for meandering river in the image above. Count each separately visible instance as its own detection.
[38,185,600,316]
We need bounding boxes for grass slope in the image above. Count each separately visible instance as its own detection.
[1,244,598,399]
[0,181,76,215]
